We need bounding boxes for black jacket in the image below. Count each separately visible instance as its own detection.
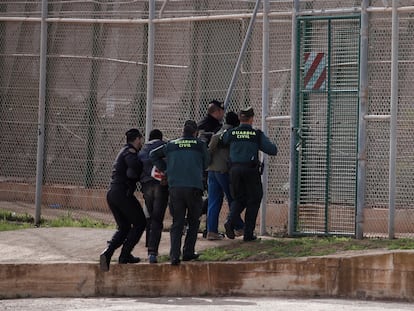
[109,143,143,194]
[138,139,166,184]
[197,114,222,145]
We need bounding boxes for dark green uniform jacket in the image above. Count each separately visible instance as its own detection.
[149,135,210,191]
[222,123,277,163]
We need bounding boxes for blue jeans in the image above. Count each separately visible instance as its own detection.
[207,171,244,233]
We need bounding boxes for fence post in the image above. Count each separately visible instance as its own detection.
[145,0,155,141]
[356,0,369,239]
[288,0,300,236]
[35,0,48,225]
[260,0,270,236]
[389,0,399,239]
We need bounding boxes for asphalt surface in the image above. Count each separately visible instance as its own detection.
[0,227,235,264]
[1,297,413,310]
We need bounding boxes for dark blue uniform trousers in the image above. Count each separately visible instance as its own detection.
[169,187,203,261]
[106,185,147,256]
[228,165,263,240]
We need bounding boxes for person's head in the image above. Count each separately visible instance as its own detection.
[149,129,163,141]
[225,111,240,128]
[125,128,143,149]
[238,106,254,124]
[207,99,225,121]
[183,120,198,137]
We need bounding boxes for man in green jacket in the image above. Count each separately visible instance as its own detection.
[150,120,210,265]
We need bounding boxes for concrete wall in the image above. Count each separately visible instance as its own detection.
[1,251,413,301]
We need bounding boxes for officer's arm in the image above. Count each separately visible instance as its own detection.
[149,144,167,172]
[259,133,278,156]
[125,149,143,179]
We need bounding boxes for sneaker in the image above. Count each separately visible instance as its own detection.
[206,232,224,240]
[148,254,158,264]
[182,253,200,261]
[234,229,244,237]
[224,222,235,239]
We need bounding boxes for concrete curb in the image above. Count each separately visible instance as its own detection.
[1,251,414,300]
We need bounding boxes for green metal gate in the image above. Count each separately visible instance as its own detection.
[293,15,360,236]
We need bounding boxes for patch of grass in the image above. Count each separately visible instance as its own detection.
[0,209,113,231]
[0,210,35,230]
[387,238,414,250]
[45,213,111,229]
[201,236,414,261]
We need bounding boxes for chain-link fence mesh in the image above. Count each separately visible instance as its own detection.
[1,0,414,238]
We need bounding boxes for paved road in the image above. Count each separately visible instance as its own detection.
[0,227,235,264]
[1,297,413,311]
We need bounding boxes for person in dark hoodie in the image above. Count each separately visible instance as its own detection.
[138,129,168,264]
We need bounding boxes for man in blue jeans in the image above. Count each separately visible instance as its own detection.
[206,111,244,240]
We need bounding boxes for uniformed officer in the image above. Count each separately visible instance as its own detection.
[99,128,147,272]
[150,120,210,265]
[222,107,277,241]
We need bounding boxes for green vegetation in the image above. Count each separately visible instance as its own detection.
[0,209,113,231]
[0,210,34,230]
[46,214,112,228]
[199,236,414,262]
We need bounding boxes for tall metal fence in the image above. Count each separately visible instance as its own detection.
[0,0,413,239]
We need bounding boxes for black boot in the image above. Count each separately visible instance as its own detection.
[99,247,114,272]
[119,253,141,264]
[118,225,144,264]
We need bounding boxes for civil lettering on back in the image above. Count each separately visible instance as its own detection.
[174,139,197,148]
[232,130,257,140]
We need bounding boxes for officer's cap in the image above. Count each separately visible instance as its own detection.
[209,99,224,110]
[183,120,198,134]
[239,106,254,118]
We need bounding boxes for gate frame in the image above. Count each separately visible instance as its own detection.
[290,13,361,237]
